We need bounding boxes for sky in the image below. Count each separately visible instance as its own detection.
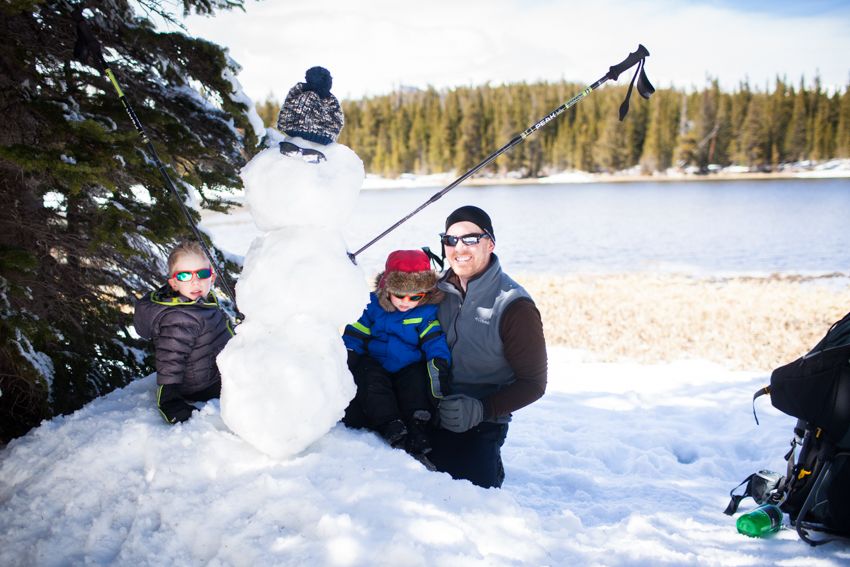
[180,0,850,103]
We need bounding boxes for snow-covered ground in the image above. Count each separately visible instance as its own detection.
[1,348,848,565]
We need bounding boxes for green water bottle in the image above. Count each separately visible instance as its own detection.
[736,504,783,537]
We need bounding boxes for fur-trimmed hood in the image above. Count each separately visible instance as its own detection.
[374,271,444,312]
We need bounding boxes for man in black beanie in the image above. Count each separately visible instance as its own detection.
[430,205,547,488]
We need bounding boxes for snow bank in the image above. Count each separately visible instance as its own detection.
[2,349,845,565]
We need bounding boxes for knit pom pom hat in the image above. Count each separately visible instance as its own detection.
[277,66,344,145]
[376,250,443,312]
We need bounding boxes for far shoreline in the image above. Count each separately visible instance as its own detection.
[362,160,850,190]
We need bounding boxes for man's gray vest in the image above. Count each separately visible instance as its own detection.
[437,255,531,420]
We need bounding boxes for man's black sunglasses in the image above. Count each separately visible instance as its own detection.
[279,141,326,164]
[439,232,492,247]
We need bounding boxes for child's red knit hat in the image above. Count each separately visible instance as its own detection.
[385,249,430,273]
[377,250,440,311]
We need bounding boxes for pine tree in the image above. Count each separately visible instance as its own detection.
[739,93,769,168]
[837,83,850,158]
[595,91,630,173]
[625,88,650,167]
[454,89,484,174]
[767,77,793,165]
[694,80,721,170]
[672,92,698,168]
[811,86,836,161]
[502,83,531,174]
[785,80,808,162]
[424,88,447,173]
[639,89,679,172]
[728,81,752,165]
[0,0,256,442]
[407,92,429,173]
[712,93,734,166]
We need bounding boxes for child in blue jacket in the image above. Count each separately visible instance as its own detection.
[343,249,451,459]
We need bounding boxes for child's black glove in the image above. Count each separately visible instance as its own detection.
[157,384,198,424]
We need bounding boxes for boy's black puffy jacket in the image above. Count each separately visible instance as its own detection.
[134,285,233,395]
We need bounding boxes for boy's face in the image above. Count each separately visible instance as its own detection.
[168,252,215,301]
[389,292,426,313]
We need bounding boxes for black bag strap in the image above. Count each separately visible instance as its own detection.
[751,385,770,425]
[782,426,820,502]
[783,436,798,489]
[726,430,802,516]
[422,246,444,271]
[795,459,836,546]
[724,473,757,515]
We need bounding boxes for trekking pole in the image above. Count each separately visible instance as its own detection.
[70,8,241,318]
[348,44,654,264]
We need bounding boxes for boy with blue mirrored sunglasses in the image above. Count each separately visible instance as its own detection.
[134,240,234,424]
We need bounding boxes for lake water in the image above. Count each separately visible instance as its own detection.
[205,178,850,277]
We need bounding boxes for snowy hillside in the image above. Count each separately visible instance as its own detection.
[2,348,846,565]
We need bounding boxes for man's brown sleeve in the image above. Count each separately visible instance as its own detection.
[483,298,548,419]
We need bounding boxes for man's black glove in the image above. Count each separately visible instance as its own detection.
[426,357,451,399]
[157,384,197,424]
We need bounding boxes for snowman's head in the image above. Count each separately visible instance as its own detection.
[242,67,364,231]
[242,132,364,232]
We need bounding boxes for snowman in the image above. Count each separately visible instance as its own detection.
[217,67,369,459]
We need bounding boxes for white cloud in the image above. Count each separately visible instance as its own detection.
[183,0,850,102]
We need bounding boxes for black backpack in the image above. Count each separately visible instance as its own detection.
[726,311,850,546]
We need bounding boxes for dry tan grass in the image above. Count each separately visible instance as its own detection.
[516,273,850,370]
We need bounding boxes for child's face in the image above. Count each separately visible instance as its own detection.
[168,252,215,301]
[389,292,427,313]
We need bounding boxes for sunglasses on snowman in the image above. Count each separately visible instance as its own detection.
[279,141,327,164]
[171,268,213,282]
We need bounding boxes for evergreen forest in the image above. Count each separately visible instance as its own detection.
[259,77,850,177]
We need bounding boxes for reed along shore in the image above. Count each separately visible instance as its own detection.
[517,273,850,371]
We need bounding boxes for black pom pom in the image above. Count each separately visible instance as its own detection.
[304,66,333,98]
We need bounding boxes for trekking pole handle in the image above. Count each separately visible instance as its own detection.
[606,44,650,81]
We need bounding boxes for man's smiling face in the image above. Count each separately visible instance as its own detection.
[444,220,494,289]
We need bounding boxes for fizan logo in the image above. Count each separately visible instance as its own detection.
[475,307,493,325]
